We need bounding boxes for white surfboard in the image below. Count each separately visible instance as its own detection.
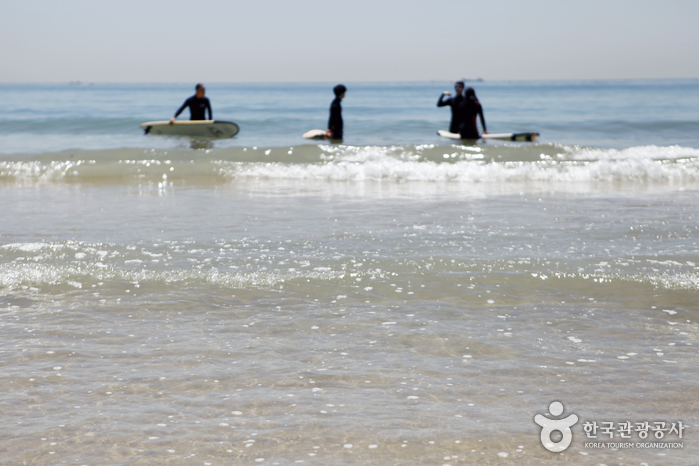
[302,129,328,139]
[141,120,239,138]
[437,130,539,142]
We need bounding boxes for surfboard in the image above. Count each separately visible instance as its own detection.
[302,129,328,140]
[141,120,239,138]
[437,130,539,142]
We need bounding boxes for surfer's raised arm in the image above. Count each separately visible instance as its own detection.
[437,92,452,106]
[437,81,465,133]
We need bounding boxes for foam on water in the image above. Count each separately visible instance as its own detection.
[3,236,699,297]
[2,144,699,193]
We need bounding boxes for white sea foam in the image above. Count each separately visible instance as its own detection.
[2,145,698,190]
[1,242,55,253]
[0,262,349,291]
[3,253,698,294]
[565,144,699,161]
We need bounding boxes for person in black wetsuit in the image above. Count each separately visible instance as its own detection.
[457,87,487,139]
[170,83,212,123]
[326,84,346,140]
[437,81,465,133]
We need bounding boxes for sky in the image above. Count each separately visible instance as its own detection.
[1,0,698,82]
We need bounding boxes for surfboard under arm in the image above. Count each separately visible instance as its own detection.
[302,129,328,139]
[437,130,539,142]
[141,120,239,138]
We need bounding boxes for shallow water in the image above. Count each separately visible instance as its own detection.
[1,80,698,465]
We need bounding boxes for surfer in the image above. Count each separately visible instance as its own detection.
[456,87,487,139]
[170,83,212,123]
[437,81,465,133]
[326,84,346,140]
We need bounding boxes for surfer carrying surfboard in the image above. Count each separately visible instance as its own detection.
[456,87,487,139]
[437,81,465,133]
[170,83,212,124]
[326,84,346,140]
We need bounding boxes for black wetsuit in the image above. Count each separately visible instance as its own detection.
[457,98,486,139]
[437,93,464,134]
[328,97,343,140]
[174,95,212,120]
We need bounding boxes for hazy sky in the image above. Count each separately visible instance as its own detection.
[2,0,698,82]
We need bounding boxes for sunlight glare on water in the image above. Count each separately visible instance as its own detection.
[1,80,698,465]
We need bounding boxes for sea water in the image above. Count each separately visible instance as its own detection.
[1,80,698,465]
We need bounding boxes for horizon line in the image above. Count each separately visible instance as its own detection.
[1,77,698,86]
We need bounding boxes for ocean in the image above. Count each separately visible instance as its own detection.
[1,80,698,465]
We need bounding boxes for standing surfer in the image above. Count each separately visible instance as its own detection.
[437,81,465,134]
[170,83,212,123]
[326,84,346,140]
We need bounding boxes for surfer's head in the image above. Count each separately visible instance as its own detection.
[195,83,206,97]
[465,87,476,100]
[455,81,465,94]
[333,84,347,98]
